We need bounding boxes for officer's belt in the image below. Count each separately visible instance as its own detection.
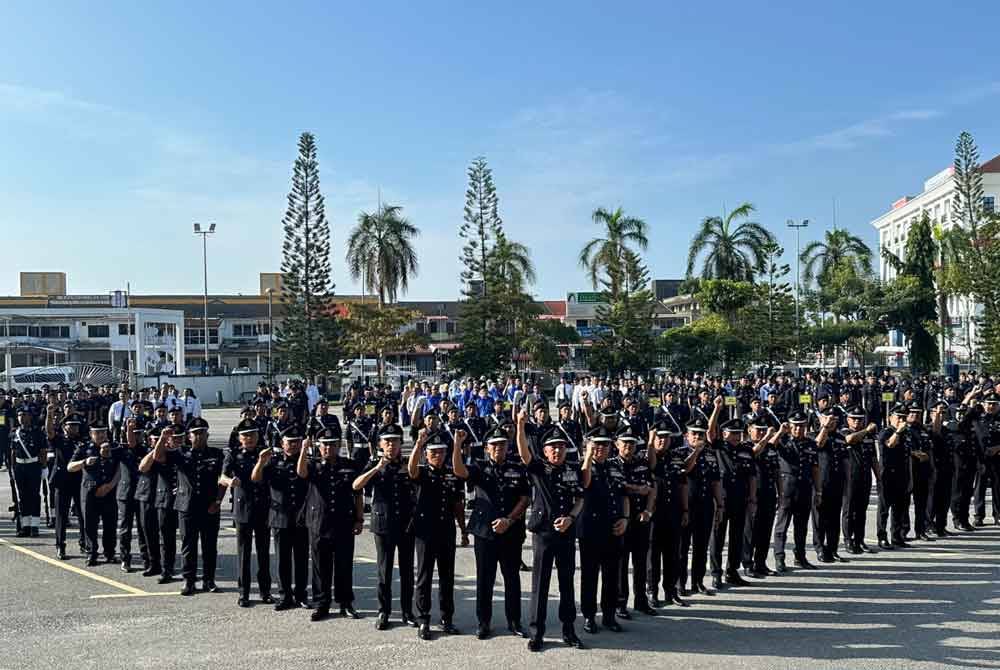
[15,457,39,464]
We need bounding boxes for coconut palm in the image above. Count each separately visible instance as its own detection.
[346,204,419,307]
[579,206,649,298]
[686,202,775,282]
[800,227,873,289]
[489,232,536,293]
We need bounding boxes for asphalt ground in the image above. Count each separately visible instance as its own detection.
[0,407,998,670]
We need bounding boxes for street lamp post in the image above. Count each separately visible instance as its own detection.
[266,288,273,382]
[787,219,809,369]
[193,223,216,375]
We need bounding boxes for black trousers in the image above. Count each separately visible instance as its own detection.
[679,490,714,588]
[618,516,651,609]
[951,453,977,525]
[813,479,844,558]
[912,464,933,535]
[973,459,999,521]
[310,531,355,609]
[52,485,81,549]
[579,534,622,621]
[414,529,456,623]
[140,501,161,570]
[373,532,415,616]
[13,463,41,518]
[773,483,811,562]
[648,507,682,599]
[930,464,953,533]
[842,465,872,546]
[179,507,220,583]
[877,476,908,542]
[473,532,523,626]
[236,516,271,597]
[746,490,777,569]
[529,530,576,637]
[117,497,148,563]
[274,524,310,602]
[710,493,747,577]
[156,507,178,573]
[82,491,117,559]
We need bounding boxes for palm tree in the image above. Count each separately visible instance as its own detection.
[489,232,536,294]
[686,202,775,282]
[579,206,649,298]
[800,227,873,289]
[346,204,419,307]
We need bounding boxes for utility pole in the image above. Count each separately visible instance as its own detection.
[787,219,809,370]
[193,223,216,375]
[266,288,273,382]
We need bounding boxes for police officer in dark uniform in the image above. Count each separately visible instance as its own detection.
[841,406,879,554]
[140,424,185,583]
[949,387,982,531]
[307,398,342,441]
[157,418,223,596]
[266,403,295,451]
[612,424,656,618]
[346,402,376,465]
[877,404,912,549]
[742,416,780,577]
[906,403,935,541]
[116,417,149,572]
[927,400,955,537]
[253,425,310,610]
[136,425,164,577]
[577,425,629,635]
[771,411,822,572]
[647,417,690,607]
[515,408,584,652]
[811,410,848,563]
[554,401,583,466]
[46,410,85,557]
[297,425,364,621]
[461,401,488,464]
[707,415,756,587]
[408,426,463,640]
[221,419,273,607]
[11,408,46,537]
[971,392,1000,526]
[68,421,119,566]
[352,423,418,630]
[678,413,722,595]
[453,423,530,639]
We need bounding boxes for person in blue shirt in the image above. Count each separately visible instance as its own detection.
[475,388,494,418]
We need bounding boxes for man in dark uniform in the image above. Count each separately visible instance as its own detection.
[949,387,982,531]
[972,392,1000,526]
[135,424,164,577]
[157,418,224,596]
[297,425,364,621]
[116,417,149,572]
[346,402,376,465]
[907,403,935,542]
[707,415,756,587]
[68,422,118,565]
[811,410,847,563]
[453,423,530,639]
[927,401,955,537]
[841,406,879,554]
[11,409,46,537]
[221,419,273,607]
[460,401,488,464]
[408,426,463,639]
[647,417,690,607]
[742,416,780,577]
[678,413,721,595]
[515,408,585,652]
[352,423,418,630]
[877,404,913,549]
[554,401,583,465]
[307,398,342,441]
[612,424,656,618]
[770,411,822,572]
[252,425,310,610]
[140,424,184,583]
[46,410,85,557]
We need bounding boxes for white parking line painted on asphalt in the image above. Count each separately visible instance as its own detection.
[0,537,150,596]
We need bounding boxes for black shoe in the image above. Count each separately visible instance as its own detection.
[725,572,750,586]
[751,565,773,577]
[120,560,131,573]
[848,544,863,555]
[818,554,834,564]
[237,596,251,608]
[143,565,162,577]
[56,546,67,560]
[508,621,529,638]
[375,613,389,630]
[528,637,543,652]
[711,576,724,590]
[878,539,894,550]
[616,607,632,620]
[104,553,116,563]
[650,597,664,607]
[794,558,818,570]
[974,518,985,527]
[959,522,974,532]
[860,541,876,553]
[635,604,657,616]
[918,533,934,541]
[158,573,174,584]
[274,599,296,612]
[678,586,690,597]
[30,527,39,537]
[695,581,716,595]
[78,542,88,553]
[603,618,623,633]
[401,612,419,628]
[583,618,599,634]
[892,539,911,548]
[562,629,584,648]
[340,605,361,619]
[476,624,491,640]
[833,553,849,563]
[86,556,99,566]
[311,607,330,622]
[203,580,220,593]
[670,594,689,607]
[15,528,30,538]
[775,560,788,574]
[259,592,275,604]
[180,582,197,596]
[418,622,432,640]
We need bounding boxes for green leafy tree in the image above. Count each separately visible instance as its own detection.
[276,132,340,378]
[520,320,580,371]
[882,212,939,373]
[686,202,776,282]
[744,243,796,368]
[342,304,427,363]
[696,279,757,328]
[661,314,748,373]
[579,206,649,298]
[799,228,873,290]
[588,250,658,376]
[346,204,419,307]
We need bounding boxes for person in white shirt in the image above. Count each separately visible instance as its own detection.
[181,388,201,421]
[107,390,132,440]
[555,378,574,406]
[305,381,320,413]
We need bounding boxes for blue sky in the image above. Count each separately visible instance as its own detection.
[2,1,999,300]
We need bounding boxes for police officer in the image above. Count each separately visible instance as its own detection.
[678,414,721,595]
[453,423,530,639]
[647,417,690,607]
[612,424,657,618]
[742,416,780,577]
[949,387,982,531]
[352,423,418,630]
[408,426,463,640]
[346,402,376,465]
[461,401,488,464]
[68,421,118,566]
[46,410,85,558]
[554,401,583,465]
[221,419,273,607]
[515,408,584,652]
[116,417,149,572]
[841,406,879,554]
[906,403,935,542]
[877,404,912,549]
[10,408,46,537]
[811,410,847,563]
[253,425,310,610]
[708,415,756,587]
[135,425,163,577]
[972,392,1000,526]
[297,425,364,621]
[158,418,223,596]
[140,424,184,583]
[307,398,342,442]
[771,411,823,572]
[577,425,629,635]
[927,401,954,537]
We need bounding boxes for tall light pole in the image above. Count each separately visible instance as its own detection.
[266,288,273,382]
[193,223,216,374]
[787,219,809,369]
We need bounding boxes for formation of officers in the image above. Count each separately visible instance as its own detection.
[5,371,1000,653]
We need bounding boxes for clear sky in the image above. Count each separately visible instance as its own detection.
[2,1,999,301]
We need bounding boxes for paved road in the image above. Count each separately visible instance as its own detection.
[1,408,998,670]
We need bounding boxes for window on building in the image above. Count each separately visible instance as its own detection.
[237,357,250,368]
[87,324,110,338]
[428,321,438,334]
[415,322,426,335]
[232,323,260,337]
[184,328,219,345]
[445,321,456,335]
[984,196,996,215]
[118,323,136,336]
[576,319,589,329]
[39,326,70,338]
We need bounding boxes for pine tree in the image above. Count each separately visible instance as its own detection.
[882,212,939,373]
[589,250,657,376]
[275,132,340,379]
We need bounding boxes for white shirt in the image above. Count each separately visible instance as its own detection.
[107,400,132,426]
[182,396,201,420]
[306,384,320,412]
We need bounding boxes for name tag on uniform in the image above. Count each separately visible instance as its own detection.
[562,471,578,482]
[340,446,351,458]
[503,471,521,479]
[704,453,717,463]
[737,452,753,460]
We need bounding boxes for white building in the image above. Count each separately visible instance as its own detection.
[870,154,1000,365]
